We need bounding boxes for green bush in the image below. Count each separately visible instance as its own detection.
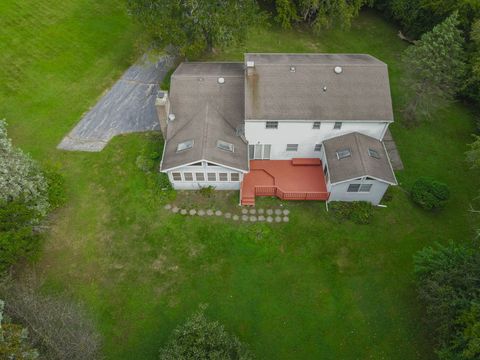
[329,201,374,225]
[411,177,450,210]
[159,304,253,360]
[198,185,215,198]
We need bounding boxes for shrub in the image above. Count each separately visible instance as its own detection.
[0,119,49,218]
[157,172,173,191]
[159,304,253,360]
[411,177,450,210]
[198,185,215,198]
[329,201,374,225]
[136,151,159,173]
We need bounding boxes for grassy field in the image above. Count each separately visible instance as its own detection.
[1,1,479,359]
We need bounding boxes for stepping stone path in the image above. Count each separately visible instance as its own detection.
[166,204,291,224]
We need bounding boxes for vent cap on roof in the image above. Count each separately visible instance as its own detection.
[334,66,343,74]
[218,77,225,84]
[168,113,176,122]
[246,61,255,68]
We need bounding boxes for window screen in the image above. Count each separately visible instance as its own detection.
[207,173,216,181]
[219,173,228,181]
[313,122,321,129]
[359,184,372,192]
[286,144,298,151]
[347,184,361,192]
[172,172,181,181]
[184,172,193,181]
[230,173,240,181]
[334,122,342,130]
[314,144,322,152]
[195,173,205,181]
[266,121,278,129]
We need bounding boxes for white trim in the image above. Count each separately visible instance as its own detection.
[382,141,398,185]
[245,119,394,123]
[162,158,248,173]
[330,175,396,186]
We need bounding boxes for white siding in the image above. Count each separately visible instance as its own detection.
[165,161,243,190]
[327,178,389,205]
[244,120,389,160]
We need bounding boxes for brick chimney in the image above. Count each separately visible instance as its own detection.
[155,91,170,137]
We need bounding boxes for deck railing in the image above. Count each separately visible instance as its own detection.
[254,186,328,201]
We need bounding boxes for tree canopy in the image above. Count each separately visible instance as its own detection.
[402,12,466,124]
[127,0,261,57]
[159,305,253,360]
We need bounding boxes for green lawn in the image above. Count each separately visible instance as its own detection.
[1,1,479,359]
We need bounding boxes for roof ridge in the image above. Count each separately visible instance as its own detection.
[201,104,209,159]
[354,132,369,176]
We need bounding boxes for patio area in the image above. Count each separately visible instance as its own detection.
[241,159,329,206]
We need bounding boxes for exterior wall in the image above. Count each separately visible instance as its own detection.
[244,120,390,160]
[327,178,389,205]
[164,161,244,190]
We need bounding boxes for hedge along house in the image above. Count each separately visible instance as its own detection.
[157,54,398,204]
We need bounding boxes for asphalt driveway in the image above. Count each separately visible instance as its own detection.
[58,55,172,152]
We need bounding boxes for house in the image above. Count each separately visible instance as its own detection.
[157,53,397,205]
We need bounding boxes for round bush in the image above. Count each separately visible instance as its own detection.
[411,177,450,210]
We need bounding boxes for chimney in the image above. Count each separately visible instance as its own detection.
[155,91,170,137]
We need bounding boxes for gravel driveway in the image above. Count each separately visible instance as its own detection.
[58,55,173,152]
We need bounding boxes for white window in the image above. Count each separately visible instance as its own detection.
[286,144,298,151]
[368,148,381,159]
[347,184,360,192]
[336,148,351,159]
[266,121,278,129]
[359,184,373,192]
[172,172,182,181]
[347,184,373,193]
[334,122,342,130]
[184,172,193,181]
[195,172,205,181]
[219,173,228,181]
[314,144,322,152]
[176,139,194,152]
[313,122,321,129]
[251,144,271,160]
[207,173,216,181]
[230,173,240,181]
[217,140,234,152]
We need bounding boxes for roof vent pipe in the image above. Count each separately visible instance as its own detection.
[218,77,225,84]
[334,66,343,74]
[168,113,176,122]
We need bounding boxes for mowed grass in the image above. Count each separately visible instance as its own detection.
[1,2,479,359]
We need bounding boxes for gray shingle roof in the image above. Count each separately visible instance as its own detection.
[161,62,248,171]
[245,53,394,121]
[323,132,397,184]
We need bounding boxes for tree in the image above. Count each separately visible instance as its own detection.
[466,135,480,169]
[0,300,39,360]
[127,0,261,57]
[159,304,253,359]
[0,119,49,218]
[273,0,372,31]
[0,275,102,360]
[402,12,466,124]
[414,242,480,360]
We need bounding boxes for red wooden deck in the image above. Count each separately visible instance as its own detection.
[241,159,329,206]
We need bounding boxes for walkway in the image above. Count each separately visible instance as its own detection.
[57,55,173,151]
[241,159,329,206]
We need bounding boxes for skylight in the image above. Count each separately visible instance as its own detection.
[176,140,194,152]
[217,140,234,152]
[368,148,381,159]
[336,148,351,159]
